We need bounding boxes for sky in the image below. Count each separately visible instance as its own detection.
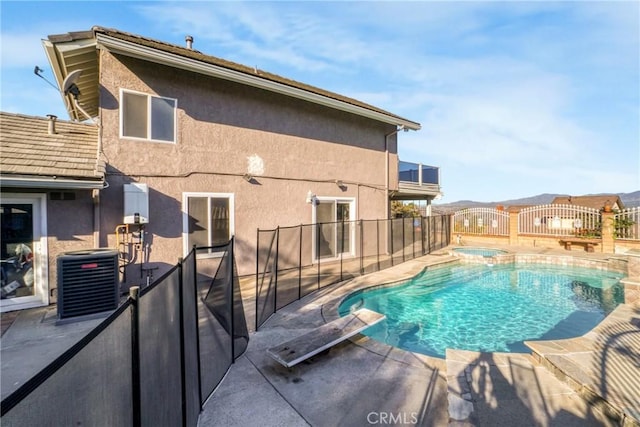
[1,1,639,203]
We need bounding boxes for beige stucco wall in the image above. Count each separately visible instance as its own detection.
[46,191,96,302]
[98,52,400,283]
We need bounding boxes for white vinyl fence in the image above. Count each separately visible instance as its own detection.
[614,207,640,240]
[518,204,601,237]
[453,208,509,236]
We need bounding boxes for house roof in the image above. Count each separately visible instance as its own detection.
[551,195,624,211]
[43,26,421,130]
[0,112,104,189]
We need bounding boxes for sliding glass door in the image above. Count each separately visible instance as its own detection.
[314,198,355,260]
[1,194,48,311]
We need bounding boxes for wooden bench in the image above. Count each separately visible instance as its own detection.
[559,238,600,253]
[266,308,385,368]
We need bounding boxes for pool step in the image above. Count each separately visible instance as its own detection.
[524,303,640,426]
[444,349,614,426]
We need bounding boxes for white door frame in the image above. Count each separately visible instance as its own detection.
[1,193,49,312]
[312,197,356,261]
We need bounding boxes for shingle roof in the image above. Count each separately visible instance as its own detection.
[92,26,417,125]
[0,112,103,180]
[46,26,420,128]
[551,195,624,210]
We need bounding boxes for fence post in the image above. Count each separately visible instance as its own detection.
[274,228,279,316]
[229,238,236,362]
[359,220,364,275]
[601,211,615,253]
[129,286,141,427]
[376,219,381,271]
[390,219,395,266]
[298,225,303,300]
[177,258,187,427]
[191,246,203,410]
[402,217,406,262]
[412,217,416,259]
[427,217,432,253]
[509,210,519,246]
[421,217,426,255]
[317,223,321,290]
[340,220,344,281]
[255,229,260,332]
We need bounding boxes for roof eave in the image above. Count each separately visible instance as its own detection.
[42,38,100,122]
[95,34,421,130]
[0,175,104,190]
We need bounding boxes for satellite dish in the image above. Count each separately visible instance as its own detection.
[60,68,95,124]
[62,69,83,99]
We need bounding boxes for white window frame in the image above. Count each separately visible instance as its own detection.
[1,193,49,312]
[119,88,177,143]
[312,197,356,261]
[182,192,235,259]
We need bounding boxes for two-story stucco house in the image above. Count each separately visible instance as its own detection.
[1,26,441,311]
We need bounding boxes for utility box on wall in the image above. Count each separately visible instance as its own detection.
[124,183,149,224]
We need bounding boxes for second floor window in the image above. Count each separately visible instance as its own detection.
[121,89,176,143]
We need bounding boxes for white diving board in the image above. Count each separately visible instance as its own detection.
[266,308,386,368]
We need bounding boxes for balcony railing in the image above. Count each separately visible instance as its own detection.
[398,161,440,196]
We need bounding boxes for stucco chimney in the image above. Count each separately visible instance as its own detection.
[185,35,193,50]
[46,114,57,135]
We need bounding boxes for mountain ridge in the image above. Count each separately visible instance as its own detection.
[433,191,640,213]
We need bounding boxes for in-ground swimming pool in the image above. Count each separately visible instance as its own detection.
[452,247,507,257]
[338,263,624,358]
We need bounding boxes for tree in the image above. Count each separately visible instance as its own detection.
[391,201,420,218]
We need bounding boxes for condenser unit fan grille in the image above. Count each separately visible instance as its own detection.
[57,250,119,319]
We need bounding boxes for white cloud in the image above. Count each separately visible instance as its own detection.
[134,2,373,74]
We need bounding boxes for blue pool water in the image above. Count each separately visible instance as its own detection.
[338,263,624,358]
[453,247,507,257]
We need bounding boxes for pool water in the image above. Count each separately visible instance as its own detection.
[453,247,507,257]
[338,263,624,358]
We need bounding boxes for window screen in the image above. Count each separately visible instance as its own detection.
[121,90,176,142]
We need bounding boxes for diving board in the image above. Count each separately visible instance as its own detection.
[267,308,386,368]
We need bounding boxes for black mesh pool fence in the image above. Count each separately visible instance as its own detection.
[255,215,451,330]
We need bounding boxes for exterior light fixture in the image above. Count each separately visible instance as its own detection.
[242,174,253,182]
[306,190,316,204]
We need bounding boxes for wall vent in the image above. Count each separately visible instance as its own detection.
[57,249,119,319]
[50,192,76,201]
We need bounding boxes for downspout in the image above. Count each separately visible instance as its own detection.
[94,112,103,248]
[93,189,100,247]
[384,125,405,221]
